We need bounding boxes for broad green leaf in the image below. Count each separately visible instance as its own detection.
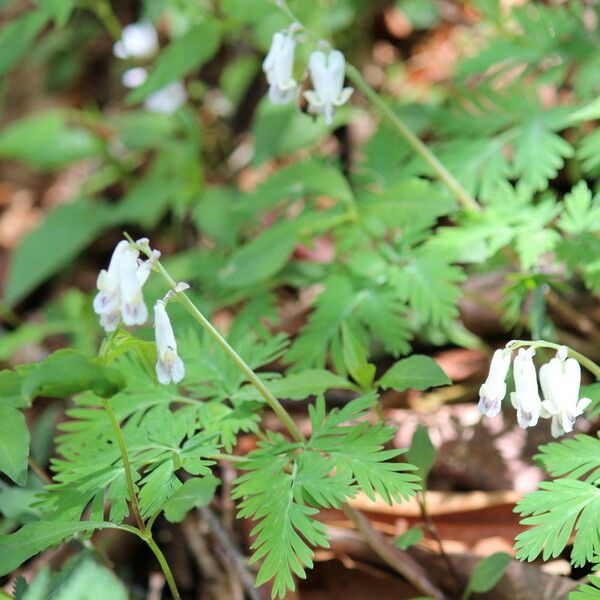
[21,349,125,400]
[0,370,29,409]
[127,20,221,103]
[252,159,354,210]
[0,408,29,485]
[0,112,103,170]
[0,9,49,76]
[0,521,116,576]
[252,101,330,165]
[0,487,41,521]
[110,111,178,151]
[341,323,376,390]
[234,369,354,402]
[406,426,435,485]
[464,552,511,598]
[36,0,75,27]
[4,198,109,305]
[52,559,128,600]
[378,355,450,392]
[163,476,220,522]
[219,221,298,288]
[394,526,424,550]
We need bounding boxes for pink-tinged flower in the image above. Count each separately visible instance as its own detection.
[478,349,511,417]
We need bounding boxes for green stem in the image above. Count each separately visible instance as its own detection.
[272,0,479,214]
[149,257,305,444]
[101,399,146,531]
[344,63,480,213]
[507,339,600,380]
[84,0,122,40]
[145,535,182,600]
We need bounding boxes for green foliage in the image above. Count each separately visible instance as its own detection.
[406,426,436,485]
[462,552,511,599]
[11,556,128,600]
[233,395,420,597]
[0,111,103,170]
[0,521,117,576]
[570,574,600,600]
[4,199,110,306]
[127,20,222,103]
[163,476,220,522]
[378,356,450,392]
[515,479,600,566]
[536,434,600,483]
[5,0,600,597]
[394,526,424,550]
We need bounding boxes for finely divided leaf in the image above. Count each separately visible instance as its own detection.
[515,479,600,566]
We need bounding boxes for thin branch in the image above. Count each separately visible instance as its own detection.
[417,492,463,596]
[342,504,447,600]
[199,507,262,600]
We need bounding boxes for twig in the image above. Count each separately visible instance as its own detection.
[342,504,447,600]
[199,507,262,600]
[417,492,463,596]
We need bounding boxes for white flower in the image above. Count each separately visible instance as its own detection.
[263,28,298,105]
[119,245,149,326]
[122,67,148,89]
[510,347,542,429]
[304,49,353,125]
[113,22,158,60]
[93,240,153,332]
[144,81,187,114]
[540,350,591,437]
[478,349,512,417]
[93,240,129,321]
[154,301,185,385]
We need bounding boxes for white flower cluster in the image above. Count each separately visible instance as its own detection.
[113,22,187,115]
[478,344,591,437]
[93,240,185,386]
[262,24,353,125]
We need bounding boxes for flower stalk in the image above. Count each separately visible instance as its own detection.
[140,247,305,444]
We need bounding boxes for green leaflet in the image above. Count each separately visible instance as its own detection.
[0,408,29,485]
[0,112,103,171]
[4,198,110,306]
[21,349,126,400]
[515,479,600,566]
[378,355,451,392]
[0,521,120,576]
[127,20,222,103]
[163,476,220,522]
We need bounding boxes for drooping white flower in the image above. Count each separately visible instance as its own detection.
[478,349,512,417]
[540,349,591,437]
[113,22,159,60]
[304,48,353,125]
[144,81,188,114]
[93,240,154,332]
[93,240,129,320]
[122,67,148,89]
[510,347,542,429]
[263,27,298,105]
[154,301,185,385]
[119,245,149,326]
